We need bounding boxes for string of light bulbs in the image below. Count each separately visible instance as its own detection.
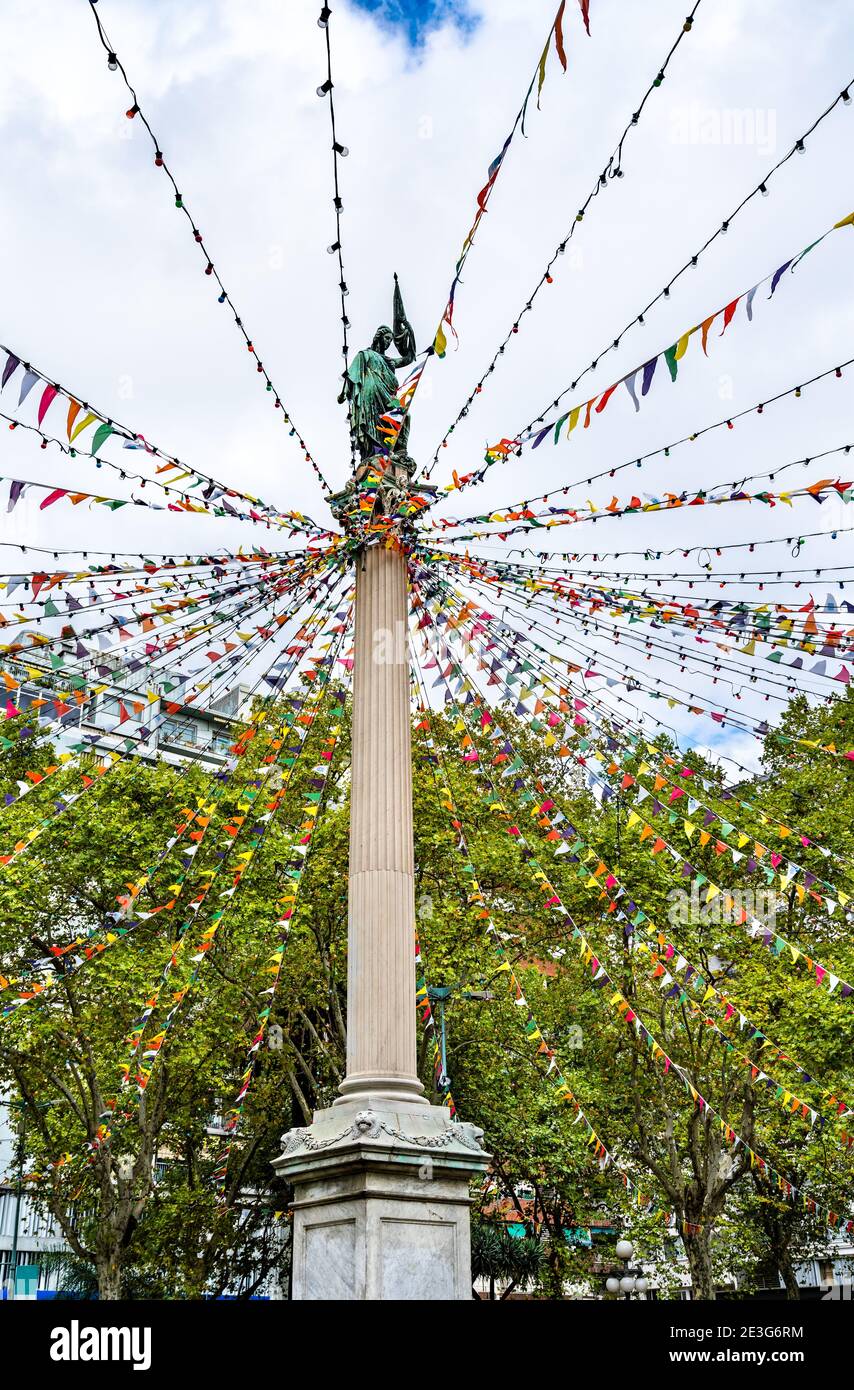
[457,79,854,484]
[422,520,854,567]
[0,410,329,537]
[0,340,325,527]
[424,356,853,514]
[375,0,585,477]
[86,0,332,494]
[422,561,844,715]
[414,550,854,590]
[317,4,356,469]
[419,1,705,482]
[430,439,854,537]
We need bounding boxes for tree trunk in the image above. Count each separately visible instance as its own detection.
[97,1255,123,1300]
[780,1250,801,1300]
[683,1230,715,1300]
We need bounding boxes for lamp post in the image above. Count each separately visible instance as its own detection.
[604,1239,649,1300]
[427,980,494,1093]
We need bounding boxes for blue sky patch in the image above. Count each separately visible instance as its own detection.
[350,0,478,45]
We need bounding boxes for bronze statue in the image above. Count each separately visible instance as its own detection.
[338,274,416,474]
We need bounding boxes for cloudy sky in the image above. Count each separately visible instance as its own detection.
[1,0,852,768]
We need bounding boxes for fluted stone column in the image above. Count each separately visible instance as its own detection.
[273,521,488,1301]
[337,542,423,1105]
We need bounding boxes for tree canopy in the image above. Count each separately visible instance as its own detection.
[1,684,852,1299]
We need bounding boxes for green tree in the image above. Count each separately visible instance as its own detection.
[1,688,852,1301]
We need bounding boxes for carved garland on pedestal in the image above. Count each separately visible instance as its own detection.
[280,1108,485,1157]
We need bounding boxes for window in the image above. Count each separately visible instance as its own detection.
[0,1190,12,1237]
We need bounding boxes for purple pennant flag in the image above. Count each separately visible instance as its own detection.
[768,260,794,297]
[641,357,658,396]
[7,480,25,512]
[1,354,20,389]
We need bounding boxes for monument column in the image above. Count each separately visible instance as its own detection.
[336,541,423,1104]
[273,277,488,1300]
[274,516,488,1301]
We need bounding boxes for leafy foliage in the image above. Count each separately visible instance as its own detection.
[1,687,852,1298]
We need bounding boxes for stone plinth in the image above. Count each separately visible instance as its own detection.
[274,1100,488,1301]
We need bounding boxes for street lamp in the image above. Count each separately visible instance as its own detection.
[604,1238,649,1300]
[426,979,493,1094]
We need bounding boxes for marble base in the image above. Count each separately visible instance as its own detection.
[272,1098,489,1301]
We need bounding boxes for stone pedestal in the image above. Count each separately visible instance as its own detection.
[273,1099,487,1301]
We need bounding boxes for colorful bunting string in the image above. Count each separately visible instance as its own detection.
[482,210,854,472]
[27,657,349,1187]
[0,579,351,1011]
[0,552,340,777]
[413,578,854,1014]
[379,0,588,465]
[0,343,329,525]
[412,617,854,1232]
[0,578,340,874]
[422,2,710,480]
[443,559,854,706]
[212,669,352,1202]
[422,572,852,909]
[411,670,673,1224]
[414,552,854,760]
[431,357,853,508]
